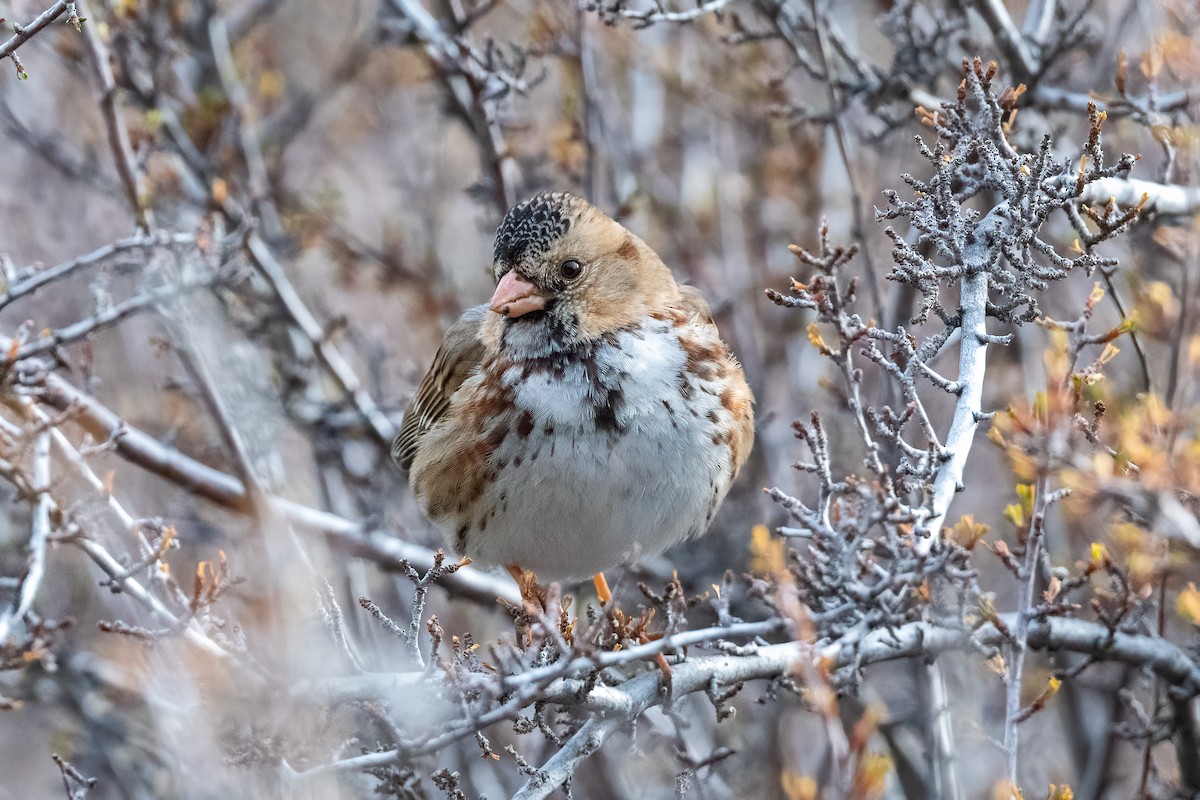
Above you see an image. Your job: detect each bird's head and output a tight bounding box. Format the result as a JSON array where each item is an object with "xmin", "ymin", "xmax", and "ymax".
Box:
[{"xmin": 486, "ymin": 193, "xmax": 677, "ymax": 353}]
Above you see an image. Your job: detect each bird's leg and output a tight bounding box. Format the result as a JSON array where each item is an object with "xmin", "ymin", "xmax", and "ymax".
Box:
[
  {"xmin": 592, "ymin": 572, "xmax": 613, "ymax": 606},
  {"xmin": 639, "ymin": 630, "xmax": 673, "ymax": 690}
]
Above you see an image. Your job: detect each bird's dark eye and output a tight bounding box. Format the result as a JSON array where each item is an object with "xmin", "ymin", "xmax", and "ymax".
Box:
[{"xmin": 559, "ymin": 259, "xmax": 583, "ymax": 280}]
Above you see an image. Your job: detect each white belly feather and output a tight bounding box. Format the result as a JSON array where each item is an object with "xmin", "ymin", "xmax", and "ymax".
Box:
[{"xmin": 460, "ymin": 321, "xmax": 730, "ymax": 578}]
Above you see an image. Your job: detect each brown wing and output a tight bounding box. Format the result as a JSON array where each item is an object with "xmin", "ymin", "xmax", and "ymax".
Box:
[{"xmin": 391, "ymin": 305, "xmax": 488, "ymax": 472}]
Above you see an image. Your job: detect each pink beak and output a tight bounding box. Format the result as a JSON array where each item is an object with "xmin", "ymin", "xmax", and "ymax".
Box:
[{"xmin": 489, "ymin": 271, "xmax": 545, "ymax": 318}]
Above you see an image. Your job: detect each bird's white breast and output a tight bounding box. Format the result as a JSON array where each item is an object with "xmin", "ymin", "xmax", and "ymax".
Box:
[{"xmin": 462, "ymin": 319, "xmax": 732, "ymax": 578}]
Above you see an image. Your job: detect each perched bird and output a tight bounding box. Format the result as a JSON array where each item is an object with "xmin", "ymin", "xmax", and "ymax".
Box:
[{"xmin": 393, "ymin": 193, "xmax": 754, "ymax": 585}]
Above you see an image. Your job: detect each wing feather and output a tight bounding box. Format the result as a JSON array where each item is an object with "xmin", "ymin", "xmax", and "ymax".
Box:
[{"xmin": 391, "ymin": 305, "xmax": 488, "ymax": 471}]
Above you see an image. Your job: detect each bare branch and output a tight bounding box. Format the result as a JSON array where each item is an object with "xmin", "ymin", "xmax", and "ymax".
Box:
[{"xmin": 0, "ymin": 1, "xmax": 72, "ymax": 66}]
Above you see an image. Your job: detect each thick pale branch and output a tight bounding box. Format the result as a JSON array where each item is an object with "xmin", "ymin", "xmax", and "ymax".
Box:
[
  {"xmin": 922, "ymin": 269, "xmax": 989, "ymax": 545},
  {"xmin": 295, "ymin": 615, "xmax": 1200, "ymax": 789},
  {"xmin": 1081, "ymin": 177, "xmax": 1200, "ymax": 217},
  {"xmin": 616, "ymin": 0, "xmax": 740, "ymax": 25}
]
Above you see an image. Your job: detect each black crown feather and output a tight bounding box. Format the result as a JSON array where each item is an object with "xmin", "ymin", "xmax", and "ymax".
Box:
[{"xmin": 492, "ymin": 192, "xmax": 579, "ymax": 267}]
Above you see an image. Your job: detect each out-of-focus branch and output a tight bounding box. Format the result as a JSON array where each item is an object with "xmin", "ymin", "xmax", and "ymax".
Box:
[
  {"xmin": 972, "ymin": 0, "xmax": 1038, "ymax": 78},
  {"xmin": 0, "ymin": 397, "xmax": 254, "ymax": 672},
  {"xmin": 244, "ymin": 235, "xmax": 396, "ymax": 446},
  {"xmin": 808, "ymin": 0, "xmax": 884, "ymax": 319},
  {"xmin": 1022, "ymin": 0, "xmax": 1056, "ymax": 43},
  {"xmin": 1030, "ymin": 85, "xmax": 1196, "ymax": 116},
  {"xmin": 2, "ymin": 278, "xmax": 213, "ymax": 365},
  {"xmin": 35, "ymin": 371, "xmax": 517, "ymax": 606},
  {"xmin": 208, "ymin": 17, "xmax": 283, "ymax": 240},
  {"xmin": 0, "ymin": 99, "xmax": 119, "ymax": 194},
  {"xmin": 1003, "ymin": 473, "xmax": 1052, "ymax": 783},
  {"xmin": 1, "ymin": 232, "xmax": 194, "ymax": 311},
  {"xmin": 78, "ymin": 0, "xmax": 148, "ymax": 229},
  {"xmin": 39, "ymin": 372, "xmax": 248, "ymax": 507},
  {"xmin": 282, "ymin": 502, "xmax": 520, "ymax": 606},
  {"xmin": 226, "ymin": 0, "xmax": 286, "ymax": 42},
  {"xmin": 382, "ymin": 0, "xmax": 523, "ymax": 212}
]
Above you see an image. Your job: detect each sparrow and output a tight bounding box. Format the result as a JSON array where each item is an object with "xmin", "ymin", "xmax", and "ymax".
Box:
[{"xmin": 392, "ymin": 192, "xmax": 754, "ymax": 583}]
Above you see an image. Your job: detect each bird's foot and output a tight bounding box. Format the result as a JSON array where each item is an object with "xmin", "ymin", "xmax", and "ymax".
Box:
[
  {"xmin": 506, "ymin": 563, "xmax": 550, "ymax": 615},
  {"xmin": 592, "ymin": 572, "xmax": 613, "ymax": 607}
]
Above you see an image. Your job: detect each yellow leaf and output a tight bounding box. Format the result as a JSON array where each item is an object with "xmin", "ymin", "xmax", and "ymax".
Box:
[
  {"xmin": 994, "ymin": 780, "xmax": 1024, "ymax": 800},
  {"xmin": 782, "ymin": 771, "xmax": 818, "ymax": 800},
  {"xmin": 952, "ymin": 514, "xmax": 989, "ymax": 548},
  {"xmin": 257, "ymin": 69, "xmax": 285, "ymax": 100},
  {"xmin": 1090, "ymin": 542, "xmax": 1109, "ymax": 566},
  {"xmin": 1177, "ymin": 583, "xmax": 1200, "ymax": 625},
  {"xmin": 1016, "ymin": 484, "xmax": 1035, "ymax": 513},
  {"xmin": 1047, "ymin": 783, "xmax": 1075, "ymax": 800},
  {"xmin": 851, "ymin": 752, "xmax": 893, "ymax": 799},
  {"xmin": 1025, "ymin": 675, "xmax": 1064, "ymax": 714},
  {"xmin": 1032, "ymin": 391, "xmax": 1049, "ymax": 418},
  {"xmin": 806, "ymin": 323, "xmax": 831, "ymax": 355},
  {"xmin": 987, "ymin": 425, "xmax": 1008, "ymax": 448},
  {"xmin": 750, "ymin": 524, "xmax": 788, "ymax": 577},
  {"xmin": 1141, "ymin": 45, "xmax": 1164, "ymax": 80},
  {"xmin": 1004, "ymin": 503, "xmax": 1025, "ymax": 528}
]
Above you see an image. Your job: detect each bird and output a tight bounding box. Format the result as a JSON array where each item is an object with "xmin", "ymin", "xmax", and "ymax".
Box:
[{"xmin": 392, "ymin": 192, "xmax": 754, "ymax": 595}]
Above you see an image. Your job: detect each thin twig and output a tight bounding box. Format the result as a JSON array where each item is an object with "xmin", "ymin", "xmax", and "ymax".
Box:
[{"xmin": 0, "ymin": 1, "xmax": 71, "ymax": 62}]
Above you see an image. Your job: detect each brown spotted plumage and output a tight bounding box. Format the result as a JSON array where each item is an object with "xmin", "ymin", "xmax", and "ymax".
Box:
[{"xmin": 393, "ymin": 193, "xmax": 754, "ymax": 580}]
